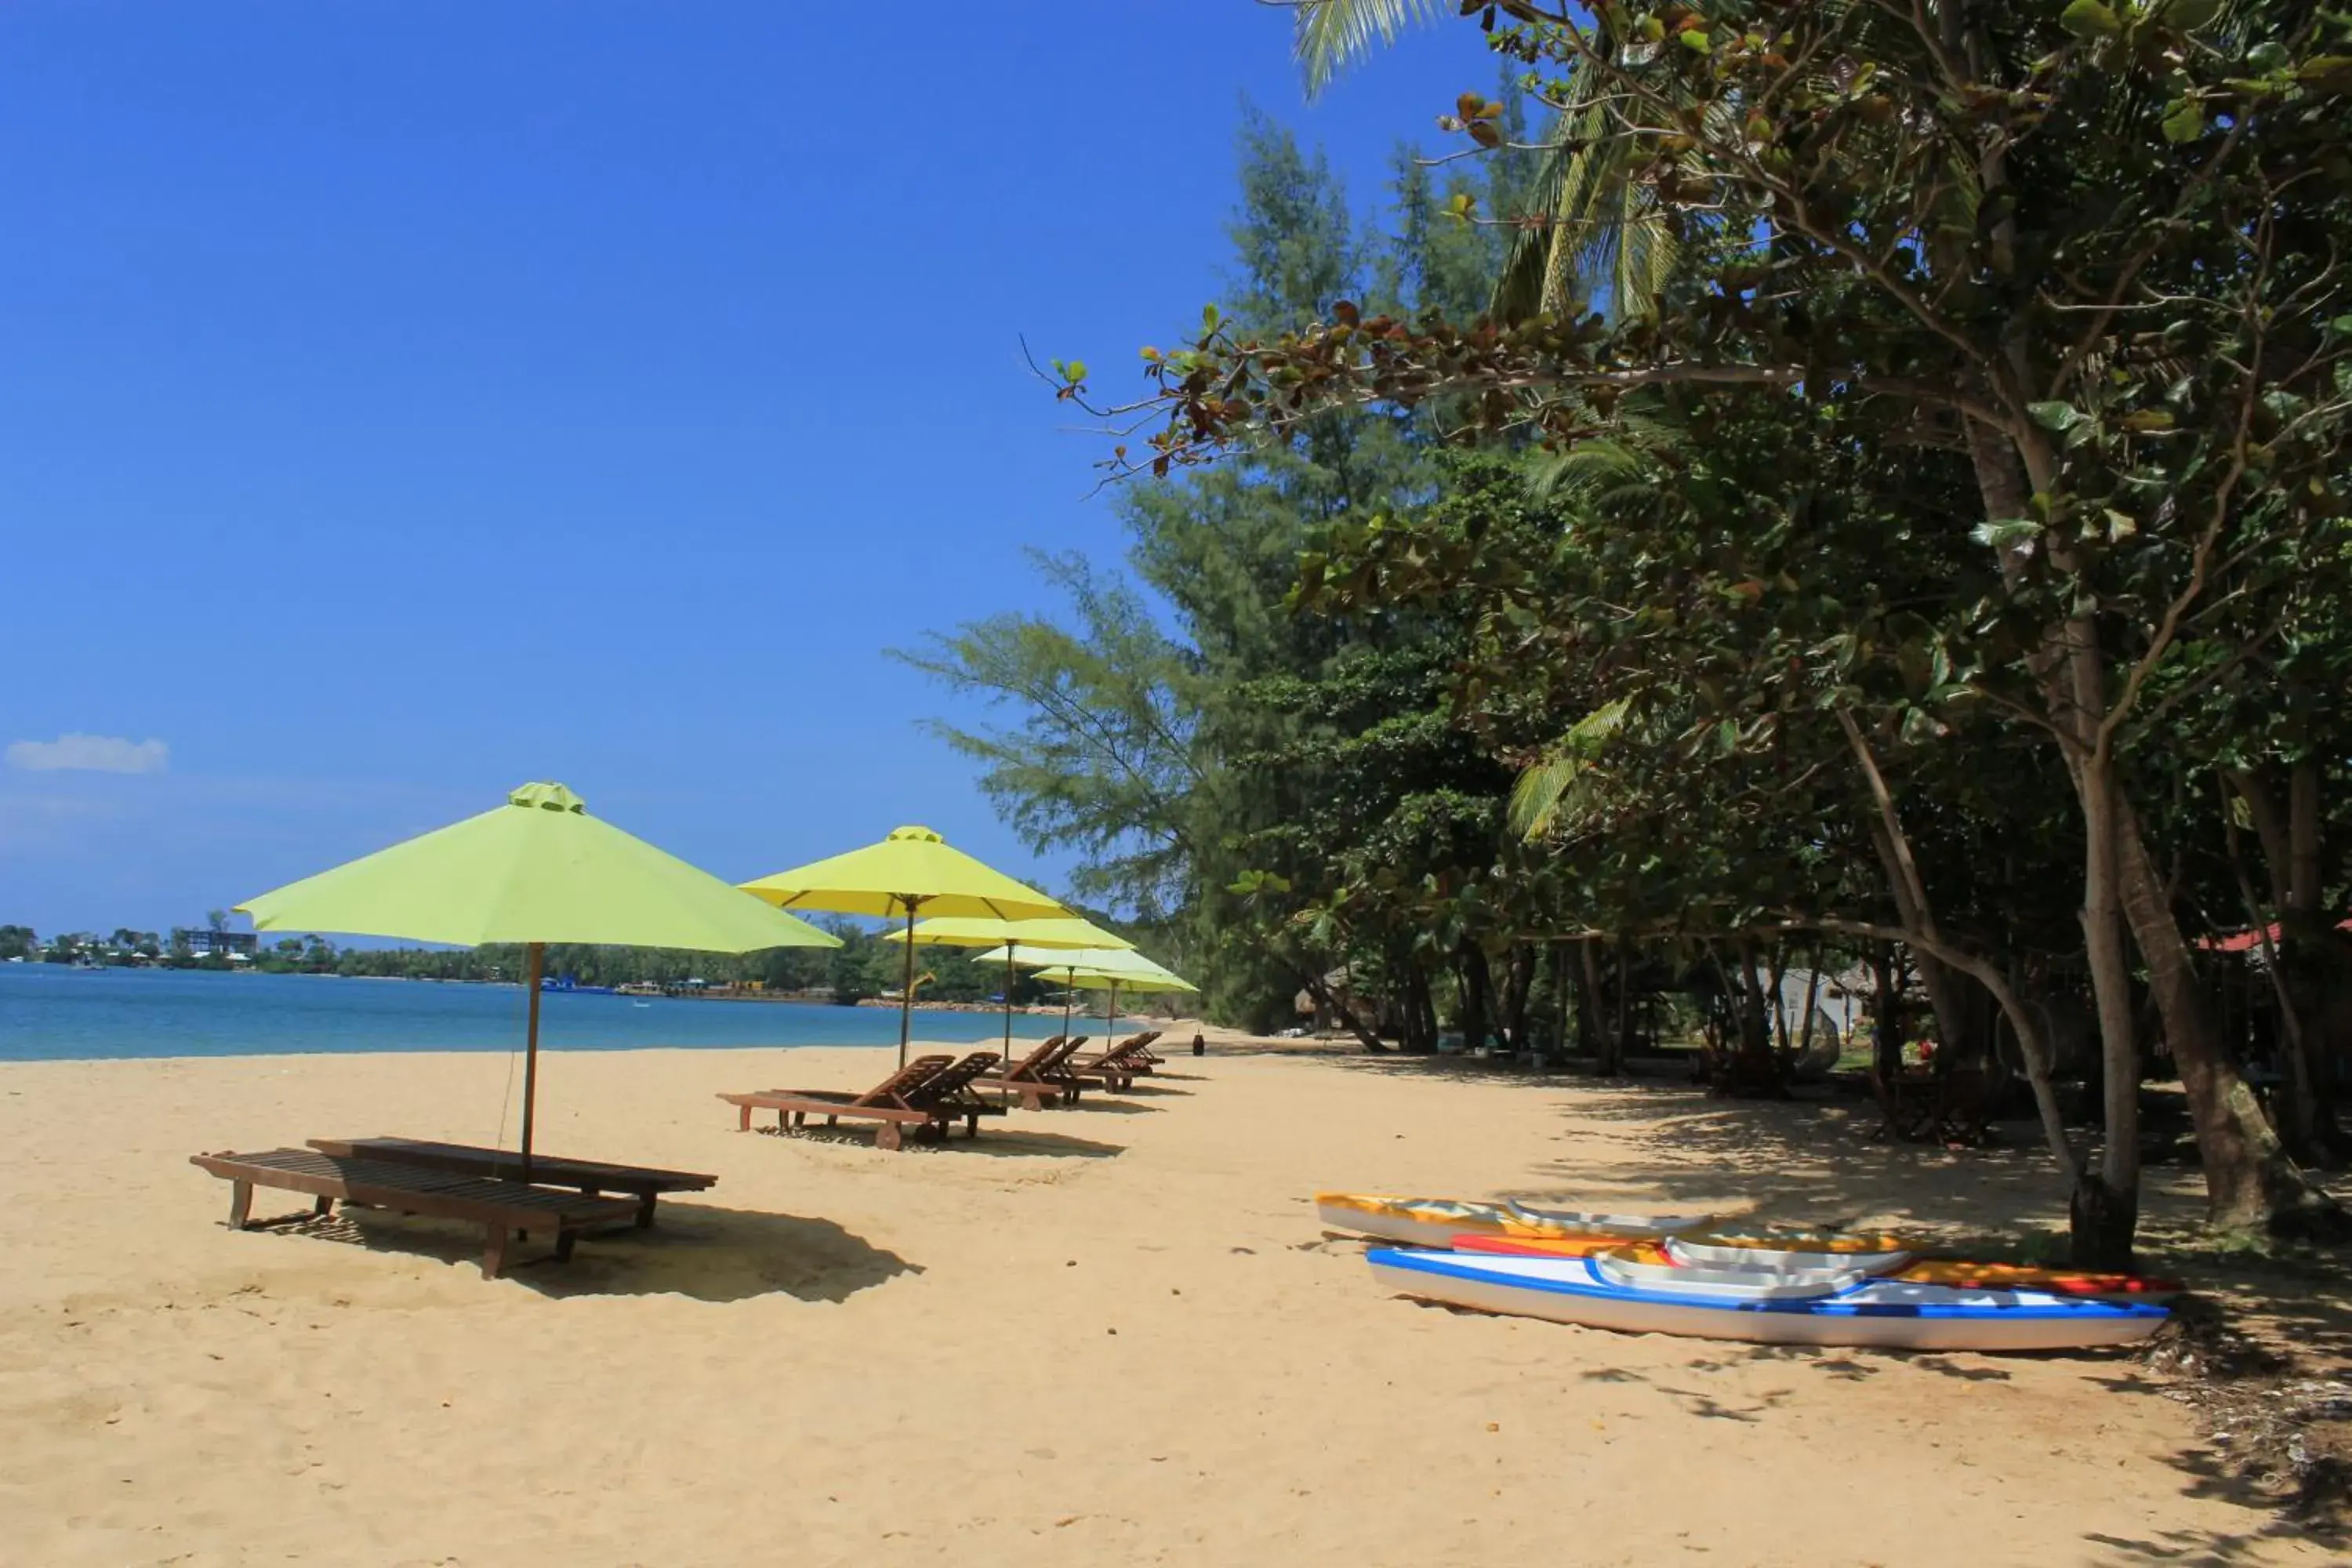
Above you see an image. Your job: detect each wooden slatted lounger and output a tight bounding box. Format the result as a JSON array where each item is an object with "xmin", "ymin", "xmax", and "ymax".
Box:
[
  {"xmin": 304, "ymin": 1138, "xmax": 717, "ymax": 1229},
  {"xmin": 189, "ymin": 1148, "xmax": 644, "ymax": 1279},
  {"xmin": 975, "ymin": 1036, "xmax": 1090, "ymax": 1109},
  {"xmin": 719, "ymin": 1054, "xmax": 964, "ymax": 1150},
  {"xmin": 1072, "ymin": 1031, "xmax": 1164, "ymax": 1091},
  {"xmin": 908, "ymin": 1051, "xmax": 1011, "ymax": 1125}
]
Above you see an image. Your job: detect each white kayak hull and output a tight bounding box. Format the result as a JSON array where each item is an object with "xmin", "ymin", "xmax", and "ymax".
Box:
[{"xmin": 1369, "ymin": 1250, "xmax": 2166, "ymax": 1352}]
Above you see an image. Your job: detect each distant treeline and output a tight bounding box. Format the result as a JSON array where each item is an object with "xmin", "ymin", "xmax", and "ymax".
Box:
[{"xmin": 4, "ymin": 918, "xmax": 1065, "ymax": 1008}]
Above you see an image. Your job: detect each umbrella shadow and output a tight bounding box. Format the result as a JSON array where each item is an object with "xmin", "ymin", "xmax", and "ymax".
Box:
[{"xmin": 238, "ymin": 1202, "xmax": 916, "ymax": 1304}]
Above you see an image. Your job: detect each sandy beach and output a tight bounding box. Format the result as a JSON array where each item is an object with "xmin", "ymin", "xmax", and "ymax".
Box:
[{"xmin": 0, "ymin": 1036, "xmax": 2328, "ymax": 1566}]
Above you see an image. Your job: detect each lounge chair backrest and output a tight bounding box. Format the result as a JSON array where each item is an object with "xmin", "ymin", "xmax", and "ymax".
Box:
[
  {"xmin": 855, "ymin": 1054, "xmax": 955, "ymax": 1107},
  {"xmin": 1004, "ymin": 1036, "xmax": 1065, "ymax": 1076},
  {"xmin": 920, "ymin": 1051, "xmax": 1001, "ymax": 1100},
  {"xmin": 1040, "ymin": 1036, "xmax": 1087, "ymax": 1072}
]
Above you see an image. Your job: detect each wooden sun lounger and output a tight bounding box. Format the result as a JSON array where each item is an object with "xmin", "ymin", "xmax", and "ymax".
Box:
[
  {"xmin": 304, "ymin": 1137, "xmax": 717, "ymax": 1229},
  {"xmin": 976, "ymin": 1036, "xmax": 1089, "ymax": 1109},
  {"xmin": 1073, "ymin": 1031, "xmax": 1164, "ymax": 1090},
  {"xmin": 719, "ymin": 1054, "xmax": 977, "ymax": 1150},
  {"xmin": 909, "ymin": 1051, "xmax": 1011, "ymax": 1120},
  {"xmin": 190, "ymin": 1148, "xmax": 643, "ymax": 1279}
]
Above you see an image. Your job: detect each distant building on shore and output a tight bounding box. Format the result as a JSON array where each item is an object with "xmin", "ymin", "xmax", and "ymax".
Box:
[{"xmin": 174, "ymin": 928, "xmax": 259, "ymax": 959}]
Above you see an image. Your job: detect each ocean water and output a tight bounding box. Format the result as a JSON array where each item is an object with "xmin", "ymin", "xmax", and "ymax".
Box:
[{"xmin": 0, "ymin": 964, "xmax": 1079, "ymax": 1062}]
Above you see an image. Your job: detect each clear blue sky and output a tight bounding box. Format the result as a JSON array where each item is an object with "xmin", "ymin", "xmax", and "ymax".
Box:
[{"xmin": 0, "ymin": 2, "xmax": 1490, "ymax": 935}]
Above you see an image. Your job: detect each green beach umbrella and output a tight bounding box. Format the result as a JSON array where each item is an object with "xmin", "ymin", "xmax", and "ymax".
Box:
[
  {"xmin": 887, "ymin": 914, "xmax": 1133, "ymax": 1095},
  {"xmin": 236, "ymin": 781, "xmax": 838, "ymax": 1180},
  {"xmin": 970, "ymin": 944, "xmax": 1197, "ymax": 1040},
  {"xmin": 740, "ymin": 826, "xmax": 1069, "ymax": 1067}
]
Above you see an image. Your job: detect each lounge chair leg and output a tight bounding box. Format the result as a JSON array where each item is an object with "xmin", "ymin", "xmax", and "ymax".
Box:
[
  {"xmin": 482, "ymin": 1226, "xmax": 512, "ymax": 1280},
  {"xmin": 313, "ymin": 1195, "xmax": 334, "ymax": 1218},
  {"xmin": 738, "ymin": 1104, "xmax": 753, "ymax": 1132},
  {"xmin": 635, "ymin": 1192, "xmax": 658, "ymax": 1229},
  {"xmin": 554, "ymin": 1229, "xmax": 579, "ymax": 1263},
  {"xmin": 876, "ymin": 1123, "xmax": 902, "ymax": 1152},
  {"xmin": 227, "ymin": 1180, "xmax": 253, "ymax": 1230}
]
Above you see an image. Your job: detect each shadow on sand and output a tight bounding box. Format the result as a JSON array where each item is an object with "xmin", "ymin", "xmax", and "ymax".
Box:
[
  {"xmin": 750, "ymin": 1123, "xmax": 1127, "ymax": 1160},
  {"xmin": 234, "ymin": 1200, "xmax": 916, "ymax": 1304}
]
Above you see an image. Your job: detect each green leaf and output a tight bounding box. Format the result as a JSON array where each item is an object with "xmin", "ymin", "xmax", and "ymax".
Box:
[
  {"xmin": 2028, "ymin": 401, "xmax": 2085, "ymax": 431},
  {"xmin": 2161, "ymin": 0, "xmax": 2220, "ymax": 28},
  {"xmin": 2161, "ymin": 99, "xmax": 2203, "ymax": 142},
  {"xmin": 1201, "ymin": 303, "xmax": 1221, "ymax": 333},
  {"xmin": 2120, "ymin": 409, "xmax": 2175, "ymax": 432},
  {"xmin": 1065, "ymin": 359, "xmax": 1087, "ymax": 384},
  {"xmin": 2248, "ymin": 41, "xmax": 2290, "ymax": 73},
  {"xmin": 2103, "ymin": 508, "xmax": 2138, "ymax": 541},
  {"xmin": 1971, "ymin": 517, "xmax": 2043, "ymax": 549},
  {"xmin": 2059, "ymin": 0, "xmax": 2120, "ymax": 37},
  {"xmin": 1679, "ymin": 28, "xmax": 1711, "ymax": 51}
]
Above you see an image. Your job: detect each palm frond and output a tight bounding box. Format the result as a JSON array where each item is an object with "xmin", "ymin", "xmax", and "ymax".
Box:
[{"xmin": 1292, "ymin": 0, "xmax": 1447, "ymax": 96}]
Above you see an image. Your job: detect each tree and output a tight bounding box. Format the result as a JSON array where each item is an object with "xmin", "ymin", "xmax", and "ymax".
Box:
[
  {"xmin": 1073, "ymin": 0, "xmax": 2352, "ymax": 1261},
  {"xmin": 0, "ymin": 925, "xmax": 34, "ymax": 961}
]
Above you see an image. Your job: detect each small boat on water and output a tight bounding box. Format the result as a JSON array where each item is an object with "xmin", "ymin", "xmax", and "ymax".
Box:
[
  {"xmin": 1367, "ymin": 1247, "xmax": 2169, "ymax": 1352},
  {"xmin": 1456, "ymin": 1235, "xmax": 2183, "ymax": 1301}
]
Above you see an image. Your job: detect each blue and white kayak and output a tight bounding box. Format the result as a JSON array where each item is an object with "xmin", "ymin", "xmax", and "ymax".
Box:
[{"xmin": 1367, "ymin": 1247, "xmax": 2168, "ymax": 1352}]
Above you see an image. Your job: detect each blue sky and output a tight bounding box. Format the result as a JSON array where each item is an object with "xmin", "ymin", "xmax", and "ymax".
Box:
[{"xmin": 0, "ymin": 2, "xmax": 1491, "ymax": 935}]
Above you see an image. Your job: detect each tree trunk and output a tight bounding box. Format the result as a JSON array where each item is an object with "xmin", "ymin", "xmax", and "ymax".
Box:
[
  {"xmin": 2116, "ymin": 796, "xmax": 2345, "ymax": 1238},
  {"xmin": 1459, "ymin": 945, "xmax": 1494, "ymax": 1054},
  {"xmin": 1871, "ymin": 943, "xmax": 1904, "ymax": 1086},
  {"xmin": 1612, "ymin": 936, "xmax": 1635, "ymax": 1074},
  {"xmin": 2068, "ymin": 740, "xmax": 2143, "ymax": 1270},
  {"xmin": 1580, "ymin": 938, "xmax": 1615, "ymax": 1073},
  {"xmin": 1301, "ymin": 969, "xmax": 1388, "ymax": 1054}
]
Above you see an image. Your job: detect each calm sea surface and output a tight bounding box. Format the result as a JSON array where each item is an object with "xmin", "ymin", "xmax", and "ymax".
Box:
[{"xmin": 0, "ymin": 964, "xmax": 1076, "ymax": 1062}]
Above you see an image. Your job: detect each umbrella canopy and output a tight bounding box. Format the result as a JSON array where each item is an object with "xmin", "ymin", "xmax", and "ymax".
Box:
[
  {"xmin": 241, "ymin": 782, "xmax": 834, "ymax": 951},
  {"xmin": 885, "ymin": 915, "xmax": 1133, "ymax": 1087},
  {"xmin": 740, "ymin": 826, "xmax": 1067, "ymax": 922},
  {"xmin": 975, "ymin": 945, "xmax": 1197, "ymax": 991},
  {"xmin": 741, "ymin": 825, "xmax": 1069, "ymax": 1065},
  {"xmin": 237, "ymin": 780, "xmax": 837, "ymax": 1178},
  {"xmin": 973, "ymin": 944, "xmax": 1198, "ymax": 1040},
  {"xmin": 885, "ymin": 914, "xmax": 1131, "ymax": 951}
]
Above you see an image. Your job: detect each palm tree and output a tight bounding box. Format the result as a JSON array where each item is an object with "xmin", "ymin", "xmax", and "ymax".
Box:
[{"xmin": 1290, "ymin": 0, "xmax": 1677, "ymax": 321}]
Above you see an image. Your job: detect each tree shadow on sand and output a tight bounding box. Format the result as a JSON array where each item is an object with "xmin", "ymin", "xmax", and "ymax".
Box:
[
  {"xmin": 1487, "ymin": 1074, "xmax": 2352, "ymax": 1550},
  {"xmin": 232, "ymin": 1201, "xmax": 916, "ymax": 1304}
]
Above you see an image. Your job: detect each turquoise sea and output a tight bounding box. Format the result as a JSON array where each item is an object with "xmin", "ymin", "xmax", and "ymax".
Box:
[{"xmin": 0, "ymin": 964, "xmax": 1074, "ymax": 1062}]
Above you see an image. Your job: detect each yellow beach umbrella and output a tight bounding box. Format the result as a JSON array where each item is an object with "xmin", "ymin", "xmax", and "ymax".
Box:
[
  {"xmin": 887, "ymin": 914, "xmax": 1132, "ymax": 1090},
  {"xmin": 236, "ymin": 781, "xmax": 838, "ymax": 1180},
  {"xmin": 740, "ymin": 826, "xmax": 1069, "ymax": 1067}
]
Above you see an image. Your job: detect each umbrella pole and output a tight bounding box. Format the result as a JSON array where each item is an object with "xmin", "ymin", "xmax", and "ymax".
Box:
[
  {"xmin": 1109, "ymin": 978, "xmax": 1120, "ymax": 1044},
  {"xmin": 897, "ymin": 901, "xmax": 918, "ymax": 1070},
  {"xmin": 1002, "ymin": 943, "xmax": 1018, "ymax": 1108},
  {"xmin": 520, "ymin": 941, "xmax": 545, "ymax": 1185},
  {"xmin": 1061, "ymin": 970, "xmax": 1074, "ymax": 1038}
]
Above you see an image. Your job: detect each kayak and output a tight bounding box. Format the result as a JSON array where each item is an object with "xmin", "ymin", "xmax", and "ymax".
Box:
[
  {"xmin": 1454, "ymin": 1235, "xmax": 2183, "ymax": 1302},
  {"xmin": 1314, "ymin": 1193, "xmax": 1901, "ymax": 1256},
  {"xmin": 1314, "ymin": 1192, "xmax": 1719, "ymax": 1249},
  {"xmin": 1367, "ymin": 1247, "xmax": 2168, "ymax": 1352}
]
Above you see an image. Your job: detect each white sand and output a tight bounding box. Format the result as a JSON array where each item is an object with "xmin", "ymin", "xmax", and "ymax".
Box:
[{"xmin": 0, "ymin": 1039, "xmax": 2320, "ymax": 1566}]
